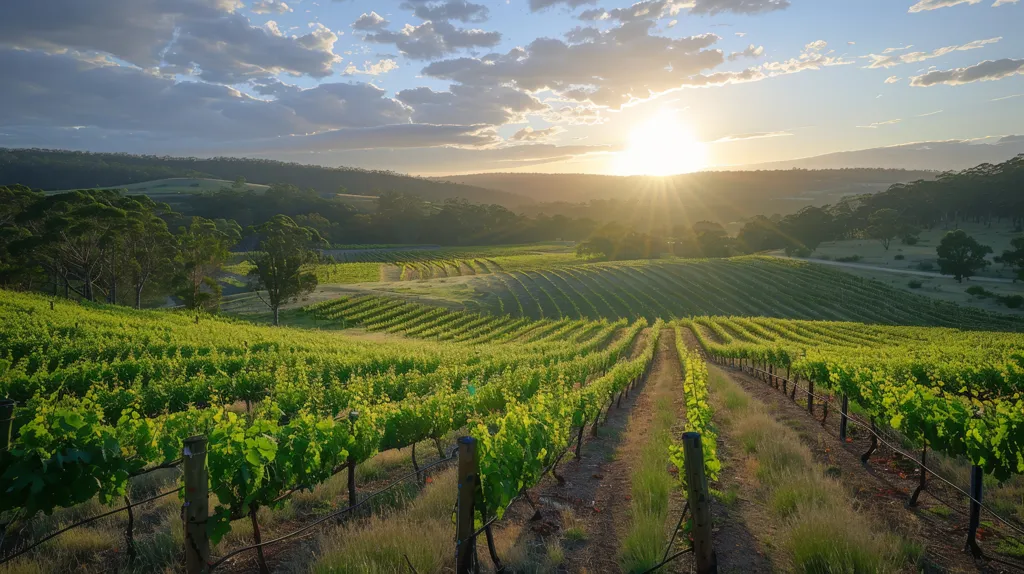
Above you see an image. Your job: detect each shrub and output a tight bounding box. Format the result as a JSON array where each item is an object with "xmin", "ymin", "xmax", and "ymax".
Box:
[
  {"xmin": 836, "ymin": 255, "xmax": 862, "ymax": 263},
  {"xmin": 901, "ymin": 234, "xmax": 920, "ymax": 245},
  {"xmin": 965, "ymin": 286, "xmax": 992, "ymax": 298},
  {"xmin": 791, "ymin": 246, "xmax": 812, "ymax": 258},
  {"xmin": 907, "ymin": 280, "xmax": 922, "ymax": 289},
  {"xmin": 916, "ymin": 261, "xmax": 935, "ymax": 271},
  {"xmin": 998, "ymin": 294, "xmax": 1024, "ymax": 309},
  {"xmin": 894, "ymin": 254, "xmax": 905, "ymax": 261}
]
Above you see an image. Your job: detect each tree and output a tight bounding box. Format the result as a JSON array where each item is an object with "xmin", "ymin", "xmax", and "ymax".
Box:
[
  {"xmin": 865, "ymin": 208, "xmax": 902, "ymax": 251},
  {"xmin": 936, "ymin": 230, "xmax": 992, "ymax": 283},
  {"xmin": 1000, "ymin": 237, "xmax": 1024, "ymax": 282},
  {"xmin": 174, "ymin": 217, "xmax": 238, "ymax": 312},
  {"xmin": 246, "ymin": 215, "xmax": 323, "ymax": 325},
  {"xmin": 121, "ymin": 198, "xmax": 177, "ymax": 308}
]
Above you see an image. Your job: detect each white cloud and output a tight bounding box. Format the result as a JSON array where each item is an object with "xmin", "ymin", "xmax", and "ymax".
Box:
[
  {"xmin": 911, "ymin": 58, "xmax": 1024, "ymax": 86},
  {"xmin": 544, "ymin": 104, "xmax": 607, "ymax": 125},
  {"xmin": 863, "ymin": 37, "xmax": 999, "ymax": 69},
  {"xmin": 908, "ymin": 0, "xmax": 982, "ymax": 11},
  {"xmin": 713, "ymin": 131, "xmax": 793, "ymax": 142},
  {"xmin": 729, "ymin": 44, "xmax": 764, "ymax": 61},
  {"xmin": 352, "ymin": 11, "xmax": 390, "ymax": 31},
  {"xmin": 530, "ymin": 0, "xmax": 598, "ymax": 10},
  {"xmin": 396, "ymin": 84, "xmax": 545, "ymax": 125},
  {"xmin": 343, "ymin": 59, "xmax": 399, "ymax": 75},
  {"xmin": 761, "ymin": 41, "xmax": 854, "ymax": 75},
  {"xmin": 885, "ymin": 76, "xmax": 901, "ymax": 83},
  {"xmin": 857, "ymin": 118, "xmax": 902, "ymax": 128},
  {"xmin": 250, "ymin": 0, "xmax": 291, "ymax": 14},
  {"xmin": 688, "ymin": 0, "xmax": 790, "ymax": 15}
]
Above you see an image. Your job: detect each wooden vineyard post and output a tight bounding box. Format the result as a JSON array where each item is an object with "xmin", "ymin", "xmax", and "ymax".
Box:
[
  {"xmin": 682, "ymin": 432, "xmax": 718, "ymax": 574},
  {"xmin": 183, "ymin": 436, "xmax": 210, "ymax": 574},
  {"xmin": 839, "ymin": 395, "xmax": 849, "ymax": 442},
  {"xmin": 908, "ymin": 441, "xmax": 927, "ymax": 507},
  {"xmin": 965, "ymin": 465, "xmax": 984, "ymax": 558},
  {"xmin": 348, "ymin": 410, "xmax": 359, "ymax": 510},
  {"xmin": 455, "ymin": 436, "xmax": 478, "ymax": 574},
  {"xmin": 0, "ymin": 399, "xmax": 13, "ymax": 451},
  {"xmin": 806, "ymin": 379, "xmax": 814, "ymax": 415},
  {"xmin": 861, "ymin": 419, "xmax": 879, "ymax": 465}
]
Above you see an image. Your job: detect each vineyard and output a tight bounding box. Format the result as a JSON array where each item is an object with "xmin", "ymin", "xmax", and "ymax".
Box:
[
  {"xmin": 0, "ymin": 289, "xmax": 659, "ymax": 571},
  {"xmin": 4, "ymin": 249, "xmax": 1024, "ymax": 572}
]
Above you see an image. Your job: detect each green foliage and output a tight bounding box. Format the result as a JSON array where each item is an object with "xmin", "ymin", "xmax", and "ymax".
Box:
[
  {"xmin": 866, "ymin": 208, "xmax": 905, "ymax": 251},
  {"xmin": 246, "ymin": 215, "xmax": 323, "ymax": 325},
  {"xmin": 907, "ymin": 280, "xmax": 923, "ymax": 289},
  {"xmin": 173, "ymin": 217, "xmax": 237, "ymax": 311},
  {"xmin": 936, "ymin": 229, "xmax": 992, "ymax": 283}
]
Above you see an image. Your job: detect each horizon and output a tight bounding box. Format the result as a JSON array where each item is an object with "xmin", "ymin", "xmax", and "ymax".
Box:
[{"xmin": 2, "ymin": 0, "xmax": 1023, "ymax": 176}]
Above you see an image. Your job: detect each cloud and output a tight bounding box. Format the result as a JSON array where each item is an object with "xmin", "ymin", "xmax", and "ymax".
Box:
[
  {"xmin": 863, "ymin": 37, "xmax": 999, "ymax": 69},
  {"xmin": 343, "ymin": 59, "xmax": 399, "ymax": 75},
  {"xmin": 885, "ymin": 75, "xmax": 901, "ymax": 83},
  {"xmin": 729, "ymin": 44, "xmax": 765, "ymax": 61},
  {"xmin": 530, "ymin": 0, "xmax": 598, "ymax": 10},
  {"xmin": 0, "ymin": 48, "xmax": 410, "ymax": 143},
  {"xmin": 910, "ymin": 58, "xmax": 1024, "ymax": 86},
  {"xmin": 399, "ymin": 0, "xmax": 490, "ymax": 22},
  {"xmin": 160, "ymin": 18, "xmax": 341, "ymax": 83},
  {"xmin": 544, "ymin": 105, "xmax": 607, "ymax": 125},
  {"xmin": 992, "ymin": 93, "xmax": 1023, "ymax": 101},
  {"xmin": 0, "ymin": 0, "xmax": 341, "ymax": 84},
  {"xmin": 228, "ymin": 124, "xmax": 500, "ymax": 154},
  {"xmin": 579, "ymin": 8, "xmax": 610, "ymax": 19},
  {"xmin": 908, "ymin": 0, "xmax": 981, "ymax": 11},
  {"xmin": 713, "ymin": 131, "xmax": 793, "ymax": 142},
  {"xmin": 857, "ymin": 118, "xmax": 902, "ymax": 128},
  {"xmin": 250, "ymin": 0, "xmax": 291, "ymax": 14},
  {"xmin": 993, "ymin": 0, "xmax": 1018, "ymax": 5},
  {"xmin": 510, "ymin": 126, "xmax": 567, "ymax": 141},
  {"xmin": 365, "ymin": 20, "xmax": 501, "ymax": 60},
  {"xmin": 423, "ymin": 23, "xmax": 726, "ymax": 108},
  {"xmin": 761, "ymin": 40, "xmax": 854, "ymax": 75},
  {"xmin": 917, "ymin": 110, "xmax": 943, "ymax": 116},
  {"xmin": 604, "ymin": 0, "xmax": 688, "ymax": 22},
  {"xmin": 396, "ymin": 85, "xmax": 545, "ymax": 125},
  {"xmin": 352, "ymin": 11, "xmax": 390, "ymax": 31},
  {"xmin": 688, "ymin": 0, "xmax": 790, "ymax": 15}
]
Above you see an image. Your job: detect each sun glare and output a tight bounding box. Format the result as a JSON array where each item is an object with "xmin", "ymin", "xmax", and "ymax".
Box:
[{"xmin": 614, "ymin": 111, "xmax": 707, "ymax": 176}]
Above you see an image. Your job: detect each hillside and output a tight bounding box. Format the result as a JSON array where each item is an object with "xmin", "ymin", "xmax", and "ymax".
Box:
[
  {"xmin": 0, "ymin": 148, "xmax": 524, "ymax": 205},
  {"xmin": 434, "ymin": 169, "xmax": 935, "ymax": 223}
]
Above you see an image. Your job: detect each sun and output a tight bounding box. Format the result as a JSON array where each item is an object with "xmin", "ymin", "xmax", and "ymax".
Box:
[{"xmin": 614, "ymin": 110, "xmax": 707, "ymax": 176}]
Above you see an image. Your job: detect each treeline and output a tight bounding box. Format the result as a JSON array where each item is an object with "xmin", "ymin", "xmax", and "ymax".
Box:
[
  {"xmin": 0, "ymin": 148, "xmax": 515, "ymax": 204},
  {"xmin": 735, "ymin": 154, "xmax": 1024, "ymax": 255},
  {"xmin": 0, "ymin": 186, "xmax": 241, "ymax": 309}
]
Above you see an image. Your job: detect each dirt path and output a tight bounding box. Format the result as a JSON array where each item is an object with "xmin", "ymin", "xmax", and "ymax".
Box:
[
  {"xmin": 492, "ymin": 329, "xmax": 764, "ymax": 573},
  {"xmin": 710, "ymin": 359, "xmax": 999, "ymax": 573},
  {"xmin": 785, "ymin": 255, "xmax": 1015, "ymax": 284}
]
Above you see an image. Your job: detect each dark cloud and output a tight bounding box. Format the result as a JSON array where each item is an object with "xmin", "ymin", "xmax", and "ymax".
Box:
[
  {"xmin": 0, "ymin": 48, "xmax": 409, "ymax": 143},
  {"xmin": 399, "ymin": 0, "xmax": 490, "ymax": 22},
  {"xmin": 510, "ymin": 126, "xmax": 566, "ymax": 141},
  {"xmin": 0, "ymin": 0, "xmax": 340, "ymax": 85},
  {"xmin": 365, "ymin": 20, "xmax": 501, "ymax": 60},
  {"xmin": 423, "ymin": 23, "xmax": 724, "ymax": 108},
  {"xmin": 161, "ymin": 18, "xmax": 340, "ymax": 83},
  {"xmin": 910, "ymin": 58, "xmax": 1024, "ymax": 86},
  {"xmin": 397, "ymin": 85, "xmax": 545, "ymax": 125}
]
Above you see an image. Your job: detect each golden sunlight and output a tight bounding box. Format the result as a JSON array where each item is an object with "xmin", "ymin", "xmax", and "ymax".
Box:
[{"xmin": 613, "ymin": 110, "xmax": 707, "ymax": 176}]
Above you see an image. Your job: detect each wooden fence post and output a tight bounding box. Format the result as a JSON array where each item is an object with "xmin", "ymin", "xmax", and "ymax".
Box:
[
  {"xmin": 455, "ymin": 436, "xmax": 478, "ymax": 574},
  {"xmin": 682, "ymin": 432, "xmax": 718, "ymax": 574},
  {"xmin": 183, "ymin": 436, "xmax": 210, "ymax": 574},
  {"xmin": 839, "ymin": 395, "xmax": 849, "ymax": 441},
  {"xmin": 806, "ymin": 379, "xmax": 815, "ymax": 414},
  {"xmin": 965, "ymin": 465, "xmax": 984, "ymax": 558},
  {"xmin": 0, "ymin": 399, "xmax": 14, "ymax": 451},
  {"xmin": 908, "ymin": 442, "xmax": 927, "ymax": 507}
]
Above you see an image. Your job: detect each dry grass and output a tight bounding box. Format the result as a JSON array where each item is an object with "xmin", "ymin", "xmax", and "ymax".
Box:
[
  {"xmin": 311, "ymin": 468, "xmax": 457, "ymax": 573},
  {"xmin": 708, "ymin": 368, "xmax": 913, "ymax": 573}
]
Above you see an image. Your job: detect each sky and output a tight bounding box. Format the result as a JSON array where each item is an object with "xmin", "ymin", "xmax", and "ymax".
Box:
[{"xmin": 1, "ymin": 0, "xmax": 1022, "ymax": 176}]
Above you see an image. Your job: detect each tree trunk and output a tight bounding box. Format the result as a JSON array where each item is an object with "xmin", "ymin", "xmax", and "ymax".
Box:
[
  {"xmin": 273, "ymin": 305, "xmax": 280, "ymax": 326},
  {"xmin": 135, "ymin": 284, "xmax": 144, "ymax": 310}
]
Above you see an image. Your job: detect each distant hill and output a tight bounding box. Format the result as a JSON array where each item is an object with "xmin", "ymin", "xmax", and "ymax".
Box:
[
  {"xmin": 0, "ymin": 148, "xmax": 524, "ymax": 206},
  {"xmin": 735, "ymin": 136, "xmax": 1024, "ymax": 171},
  {"xmin": 434, "ymin": 169, "xmax": 935, "ymax": 225}
]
